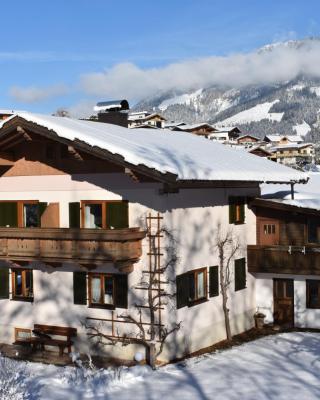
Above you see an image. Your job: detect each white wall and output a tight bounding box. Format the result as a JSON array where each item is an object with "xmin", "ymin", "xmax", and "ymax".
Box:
[
  {"xmin": 0, "ymin": 172, "xmax": 260, "ymax": 361},
  {"xmin": 255, "ymin": 273, "xmax": 320, "ymax": 329}
]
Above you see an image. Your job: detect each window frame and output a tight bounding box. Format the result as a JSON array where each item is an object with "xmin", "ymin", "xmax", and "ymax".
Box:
[
  {"xmin": 80, "ymin": 200, "xmax": 128, "ymax": 229},
  {"xmin": 0, "ymin": 200, "xmax": 41, "ymax": 228},
  {"xmin": 188, "ymin": 267, "xmax": 208, "ymax": 306},
  {"xmin": 88, "ymin": 273, "xmax": 116, "ymax": 309},
  {"xmin": 306, "ymin": 279, "xmax": 320, "ymax": 309},
  {"xmin": 11, "ymin": 268, "xmax": 34, "ymax": 302},
  {"xmin": 229, "ymin": 197, "xmax": 245, "ymax": 225}
]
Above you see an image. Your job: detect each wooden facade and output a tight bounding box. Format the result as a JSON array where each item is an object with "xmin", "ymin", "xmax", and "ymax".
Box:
[
  {"xmin": 248, "ymin": 199, "xmax": 320, "ymax": 275},
  {"xmin": 0, "ymin": 227, "xmax": 146, "ymax": 272}
]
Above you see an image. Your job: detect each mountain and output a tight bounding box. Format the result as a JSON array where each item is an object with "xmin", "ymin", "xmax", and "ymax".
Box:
[{"xmin": 133, "ymin": 39, "xmax": 320, "ymax": 142}]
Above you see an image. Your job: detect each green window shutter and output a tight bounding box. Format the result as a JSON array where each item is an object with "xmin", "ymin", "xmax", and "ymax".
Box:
[
  {"xmin": 0, "ymin": 202, "xmax": 18, "ymax": 227},
  {"xmin": 235, "ymin": 258, "xmax": 246, "ymax": 291},
  {"xmin": 106, "ymin": 202, "xmax": 129, "ymax": 229},
  {"xmin": 176, "ymin": 273, "xmax": 189, "ymax": 309},
  {"xmin": 69, "ymin": 202, "xmax": 80, "ymax": 228},
  {"xmin": 209, "ymin": 266, "xmax": 219, "ymax": 297},
  {"xmin": 38, "ymin": 202, "xmax": 48, "ymax": 227},
  {"xmin": 229, "ymin": 197, "xmax": 236, "ymax": 224},
  {"xmin": 73, "ymin": 272, "xmax": 87, "ymax": 305},
  {"xmin": 0, "ymin": 268, "xmax": 9, "ymax": 299},
  {"xmin": 114, "ymin": 274, "xmax": 128, "ymax": 309}
]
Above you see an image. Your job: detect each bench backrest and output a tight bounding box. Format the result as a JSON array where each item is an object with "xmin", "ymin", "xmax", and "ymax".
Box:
[{"xmin": 34, "ymin": 324, "xmax": 77, "ymax": 338}]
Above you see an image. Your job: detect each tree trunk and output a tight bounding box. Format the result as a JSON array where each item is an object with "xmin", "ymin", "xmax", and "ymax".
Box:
[
  {"xmin": 219, "ymin": 245, "xmax": 232, "ymax": 342},
  {"xmin": 147, "ymin": 343, "xmax": 157, "ymax": 369},
  {"xmin": 221, "ymin": 286, "xmax": 232, "ymax": 341}
]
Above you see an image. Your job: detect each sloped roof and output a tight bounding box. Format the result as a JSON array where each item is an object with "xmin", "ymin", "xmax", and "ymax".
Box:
[{"xmin": 0, "ymin": 112, "xmax": 308, "ymax": 184}]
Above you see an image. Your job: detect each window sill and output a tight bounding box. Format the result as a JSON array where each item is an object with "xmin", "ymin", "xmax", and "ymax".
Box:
[
  {"xmin": 88, "ymin": 304, "xmax": 115, "ymax": 310},
  {"xmin": 232, "ymin": 221, "xmax": 245, "ymax": 225},
  {"xmin": 11, "ymin": 297, "xmax": 34, "ymax": 303},
  {"xmin": 188, "ymin": 297, "xmax": 209, "ymax": 308}
]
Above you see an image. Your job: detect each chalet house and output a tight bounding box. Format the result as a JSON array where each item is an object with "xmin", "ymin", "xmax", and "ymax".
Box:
[
  {"xmin": 0, "ymin": 112, "xmax": 306, "ymax": 362},
  {"xmin": 248, "ymin": 195, "xmax": 320, "ymax": 327},
  {"xmin": 248, "ymin": 146, "xmax": 272, "ymax": 158},
  {"xmin": 172, "ymin": 123, "xmax": 217, "ymax": 137},
  {"xmin": 264, "ymin": 134, "xmax": 304, "ymax": 146},
  {"xmin": 236, "ymin": 134, "xmax": 260, "ymax": 145},
  {"xmin": 211, "ymin": 126, "xmax": 241, "ymax": 142},
  {"xmin": 128, "ymin": 112, "xmax": 167, "ymax": 129},
  {"xmin": 269, "ymin": 143, "xmax": 315, "ymax": 166}
]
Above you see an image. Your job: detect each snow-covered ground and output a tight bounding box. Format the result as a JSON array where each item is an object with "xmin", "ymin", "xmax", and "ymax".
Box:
[
  {"xmin": 293, "ymin": 120, "xmax": 311, "ymax": 137},
  {"xmin": 2, "ymin": 332, "xmax": 320, "ymax": 399}
]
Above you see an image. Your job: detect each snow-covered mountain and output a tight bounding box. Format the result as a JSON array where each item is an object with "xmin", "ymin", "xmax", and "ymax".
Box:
[{"xmin": 133, "ymin": 39, "xmax": 320, "ymax": 141}]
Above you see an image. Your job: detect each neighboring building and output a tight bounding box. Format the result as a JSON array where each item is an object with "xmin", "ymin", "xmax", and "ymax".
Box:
[
  {"xmin": 213, "ymin": 126, "xmax": 241, "ymax": 142},
  {"xmin": 0, "ymin": 111, "xmax": 306, "ymax": 363},
  {"xmin": 264, "ymin": 134, "xmax": 304, "ymax": 145},
  {"xmin": 248, "ymin": 145, "xmax": 272, "ymax": 158},
  {"xmin": 269, "ymin": 143, "xmax": 315, "ymax": 165},
  {"xmin": 237, "ymin": 134, "xmax": 260, "ymax": 145},
  {"xmin": 248, "ymin": 196, "xmax": 320, "ymax": 328},
  {"xmin": 128, "ymin": 112, "xmax": 167, "ymax": 128},
  {"xmin": 173, "ymin": 123, "xmax": 217, "ymax": 137}
]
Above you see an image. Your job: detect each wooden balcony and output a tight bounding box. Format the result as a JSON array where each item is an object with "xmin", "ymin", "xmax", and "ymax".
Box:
[
  {"xmin": 0, "ymin": 227, "xmax": 146, "ymax": 273},
  {"xmin": 248, "ymin": 245, "xmax": 320, "ymax": 275}
]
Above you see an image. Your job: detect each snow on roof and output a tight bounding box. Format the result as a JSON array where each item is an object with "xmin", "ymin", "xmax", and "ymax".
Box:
[
  {"xmin": 265, "ymin": 134, "xmax": 304, "ymax": 143},
  {"xmin": 270, "ymin": 143, "xmax": 313, "ymax": 151},
  {"xmin": 261, "ymin": 172, "xmax": 320, "ymax": 211},
  {"xmin": 176, "ymin": 122, "xmax": 216, "ymax": 131},
  {"xmin": 1, "ymin": 112, "xmax": 308, "ymax": 183}
]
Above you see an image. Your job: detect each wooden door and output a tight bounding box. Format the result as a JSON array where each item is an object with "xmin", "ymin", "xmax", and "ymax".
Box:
[
  {"xmin": 259, "ymin": 219, "xmax": 280, "ymax": 245},
  {"xmin": 273, "ymin": 279, "xmax": 294, "ymax": 326}
]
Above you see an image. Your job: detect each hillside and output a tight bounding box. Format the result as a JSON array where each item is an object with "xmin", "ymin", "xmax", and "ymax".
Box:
[{"xmin": 133, "ymin": 39, "xmax": 320, "ymax": 142}]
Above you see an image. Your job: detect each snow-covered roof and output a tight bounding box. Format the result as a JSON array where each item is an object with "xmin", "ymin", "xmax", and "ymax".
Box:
[
  {"xmin": 265, "ymin": 134, "xmax": 304, "ymax": 143},
  {"xmin": 0, "ymin": 112, "xmax": 308, "ymax": 184},
  {"xmin": 271, "ymin": 143, "xmax": 313, "ymax": 151},
  {"xmin": 214, "ymin": 126, "xmax": 241, "ymax": 133},
  {"xmin": 175, "ymin": 123, "xmax": 216, "ymax": 131},
  {"xmin": 260, "ymin": 172, "xmax": 320, "ymax": 212}
]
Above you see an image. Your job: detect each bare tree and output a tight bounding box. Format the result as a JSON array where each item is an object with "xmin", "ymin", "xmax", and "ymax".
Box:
[
  {"xmin": 215, "ymin": 224, "xmax": 240, "ymax": 341},
  {"xmin": 85, "ymin": 224, "xmax": 181, "ymax": 369}
]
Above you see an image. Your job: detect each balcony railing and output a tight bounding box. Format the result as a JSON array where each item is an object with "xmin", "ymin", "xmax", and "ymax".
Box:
[
  {"xmin": 247, "ymin": 244, "xmax": 320, "ymax": 275},
  {"xmin": 0, "ymin": 227, "xmax": 146, "ymax": 273}
]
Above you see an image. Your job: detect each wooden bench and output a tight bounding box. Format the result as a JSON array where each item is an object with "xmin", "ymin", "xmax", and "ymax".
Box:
[{"xmin": 31, "ymin": 324, "xmax": 77, "ymax": 356}]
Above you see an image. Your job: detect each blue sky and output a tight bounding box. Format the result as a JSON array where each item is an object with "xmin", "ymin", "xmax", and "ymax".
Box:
[{"xmin": 1, "ymin": 0, "xmax": 320, "ymax": 114}]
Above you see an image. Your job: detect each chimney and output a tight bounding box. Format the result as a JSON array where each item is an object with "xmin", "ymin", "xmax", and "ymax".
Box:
[{"xmin": 94, "ymin": 100, "xmax": 129, "ymax": 128}]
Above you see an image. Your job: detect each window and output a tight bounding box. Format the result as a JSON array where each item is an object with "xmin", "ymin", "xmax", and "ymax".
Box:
[
  {"xmin": 264, "ymin": 224, "xmax": 276, "ymax": 235},
  {"xmin": 80, "ymin": 201, "xmax": 128, "ymax": 229},
  {"xmin": 12, "ymin": 269, "xmax": 33, "ymax": 301},
  {"xmin": 229, "ymin": 197, "xmax": 245, "ymax": 224},
  {"xmin": 0, "ymin": 201, "xmax": 47, "ymax": 228},
  {"xmin": 308, "ymin": 219, "xmax": 320, "ymax": 243},
  {"xmin": 23, "ymin": 203, "xmax": 39, "ymax": 227},
  {"xmin": 234, "ymin": 258, "xmax": 246, "ymax": 291},
  {"xmin": 89, "ymin": 274, "xmax": 114, "ymax": 307},
  {"xmin": 306, "ymin": 280, "xmax": 320, "ymax": 309},
  {"xmin": 85, "ymin": 273, "xmax": 128, "ymax": 309},
  {"xmin": 176, "ymin": 268, "xmax": 208, "ymax": 308}
]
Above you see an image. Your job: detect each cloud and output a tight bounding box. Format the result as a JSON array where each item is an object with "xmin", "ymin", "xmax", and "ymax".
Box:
[
  {"xmin": 9, "ymin": 84, "xmax": 69, "ymax": 103},
  {"xmin": 80, "ymin": 39, "xmax": 320, "ymax": 101}
]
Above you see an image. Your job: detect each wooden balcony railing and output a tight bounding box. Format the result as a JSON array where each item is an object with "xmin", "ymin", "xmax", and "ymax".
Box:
[
  {"xmin": 0, "ymin": 227, "xmax": 146, "ymax": 273},
  {"xmin": 248, "ymin": 244, "xmax": 320, "ymax": 275}
]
